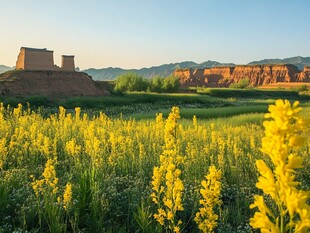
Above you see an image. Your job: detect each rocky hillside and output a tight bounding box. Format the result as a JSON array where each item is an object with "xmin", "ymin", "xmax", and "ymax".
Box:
[
  {"xmin": 174, "ymin": 65, "xmax": 310, "ymax": 87},
  {"xmin": 0, "ymin": 70, "xmax": 109, "ymax": 96}
]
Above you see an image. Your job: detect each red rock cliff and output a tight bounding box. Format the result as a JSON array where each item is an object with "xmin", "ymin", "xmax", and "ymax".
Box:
[
  {"xmin": 296, "ymin": 66, "xmax": 310, "ymax": 82},
  {"xmin": 175, "ymin": 68, "xmax": 205, "ymax": 86},
  {"xmin": 174, "ymin": 64, "xmax": 309, "ymax": 87}
]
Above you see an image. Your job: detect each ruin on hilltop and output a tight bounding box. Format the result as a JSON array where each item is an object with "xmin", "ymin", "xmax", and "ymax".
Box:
[
  {"xmin": 16, "ymin": 47, "xmax": 75, "ymax": 71},
  {"xmin": 0, "ymin": 47, "xmax": 110, "ymax": 96}
]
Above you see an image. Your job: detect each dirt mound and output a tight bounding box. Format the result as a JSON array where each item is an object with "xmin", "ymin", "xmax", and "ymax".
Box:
[{"xmin": 0, "ymin": 70, "xmax": 110, "ymax": 96}]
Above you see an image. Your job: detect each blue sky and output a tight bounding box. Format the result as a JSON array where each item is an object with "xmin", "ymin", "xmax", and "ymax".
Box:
[{"xmin": 1, "ymin": 0, "xmax": 309, "ymax": 69}]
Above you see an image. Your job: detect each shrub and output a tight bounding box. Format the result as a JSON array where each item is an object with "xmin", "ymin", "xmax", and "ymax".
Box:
[
  {"xmin": 297, "ymin": 84, "xmax": 309, "ymax": 92},
  {"xmin": 229, "ymin": 78, "xmax": 250, "ymax": 89}
]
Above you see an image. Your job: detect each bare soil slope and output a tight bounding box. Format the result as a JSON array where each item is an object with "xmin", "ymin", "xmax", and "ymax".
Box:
[{"xmin": 0, "ymin": 70, "xmax": 109, "ymax": 96}]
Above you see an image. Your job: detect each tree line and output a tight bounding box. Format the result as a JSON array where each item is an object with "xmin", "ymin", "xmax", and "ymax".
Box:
[{"xmin": 114, "ymin": 73, "xmax": 180, "ymax": 93}]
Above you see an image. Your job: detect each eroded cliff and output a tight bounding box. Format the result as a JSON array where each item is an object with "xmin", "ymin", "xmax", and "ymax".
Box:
[
  {"xmin": 175, "ymin": 64, "xmax": 310, "ymax": 87},
  {"xmin": 296, "ymin": 66, "xmax": 310, "ymax": 82},
  {"xmin": 0, "ymin": 70, "xmax": 110, "ymax": 96}
]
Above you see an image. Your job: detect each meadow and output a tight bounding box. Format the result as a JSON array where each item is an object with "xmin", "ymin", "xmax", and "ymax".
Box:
[
  {"xmin": 1, "ymin": 88, "xmax": 307, "ymax": 117},
  {"xmin": 0, "ymin": 90, "xmax": 309, "ymax": 232}
]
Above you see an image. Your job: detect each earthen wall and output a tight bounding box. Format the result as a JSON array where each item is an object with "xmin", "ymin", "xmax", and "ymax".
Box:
[
  {"xmin": 61, "ymin": 56, "xmax": 75, "ymax": 71},
  {"xmin": 25, "ymin": 50, "xmax": 55, "ymax": 70},
  {"xmin": 16, "ymin": 49, "xmax": 26, "ymax": 69}
]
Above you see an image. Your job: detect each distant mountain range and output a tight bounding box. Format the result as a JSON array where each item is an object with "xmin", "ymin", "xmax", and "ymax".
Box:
[
  {"xmin": 248, "ymin": 56, "xmax": 310, "ymax": 70},
  {"xmin": 84, "ymin": 56, "xmax": 310, "ymax": 80},
  {"xmin": 1, "ymin": 56, "xmax": 309, "ymax": 80},
  {"xmin": 84, "ymin": 60, "xmax": 235, "ymax": 80},
  {"xmin": 0, "ymin": 65, "xmax": 12, "ymax": 74}
]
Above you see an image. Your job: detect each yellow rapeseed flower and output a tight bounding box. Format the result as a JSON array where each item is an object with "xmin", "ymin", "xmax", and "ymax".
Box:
[
  {"xmin": 63, "ymin": 182, "xmax": 72, "ymax": 210},
  {"xmin": 42, "ymin": 158, "xmax": 59, "ymax": 193},
  {"xmin": 195, "ymin": 165, "xmax": 222, "ymax": 233},
  {"xmin": 151, "ymin": 106, "xmax": 184, "ymax": 232},
  {"xmin": 250, "ymin": 99, "xmax": 310, "ymax": 233},
  {"xmin": 0, "ymin": 138, "xmax": 7, "ymax": 170},
  {"xmin": 31, "ymin": 158, "xmax": 59, "ymax": 196}
]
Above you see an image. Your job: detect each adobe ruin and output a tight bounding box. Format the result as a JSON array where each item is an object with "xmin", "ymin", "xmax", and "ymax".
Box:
[
  {"xmin": 16, "ymin": 47, "xmax": 75, "ymax": 71},
  {"xmin": 61, "ymin": 55, "xmax": 75, "ymax": 71}
]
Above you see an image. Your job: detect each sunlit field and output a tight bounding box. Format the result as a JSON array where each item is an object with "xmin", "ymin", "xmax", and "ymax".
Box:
[{"xmin": 0, "ymin": 100, "xmax": 309, "ymax": 232}]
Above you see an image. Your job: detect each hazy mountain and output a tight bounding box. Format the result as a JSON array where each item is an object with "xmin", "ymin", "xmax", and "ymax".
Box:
[
  {"xmin": 84, "ymin": 60, "xmax": 235, "ymax": 81},
  {"xmin": 0, "ymin": 65, "xmax": 13, "ymax": 74},
  {"xmin": 247, "ymin": 56, "xmax": 310, "ymax": 70}
]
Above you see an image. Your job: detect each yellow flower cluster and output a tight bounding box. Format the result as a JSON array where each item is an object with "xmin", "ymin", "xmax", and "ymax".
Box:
[
  {"xmin": 0, "ymin": 138, "xmax": 7, "ymax": 170},
  {"xmin": 32, "ymin": 158, "xmax": 59, "ymax": 196},
  {"xmin": 31, "ymin": 158, "xmax": 73, "ymax": 211},
  {"xmin": 63, "ymin": 182, "xmax": 72, "ymax": 210},
  {"xmin": 250, "ymin": 100, "xmax": 310, "ymax": 232},
  {"xmin": 164, "ymin": 106, "xmax": 180, "ymax": 149},
  {"xmin": 151, "ymin": 107, "xmax": 184, "ymax": 232},
  {"xmin": 195, "ymin": 165, "xmax": 222, "ymax": 233}
]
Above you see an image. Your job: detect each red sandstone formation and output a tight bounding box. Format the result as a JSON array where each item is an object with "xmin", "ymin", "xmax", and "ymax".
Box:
[
  {"xmin": 203, "ymin": 67, "xmax": 234, "ymax": 87},
  {"xmin": 174, "ymin": 64, "xmax": 310, "ymax": 87},
  {"xmin": 296, "ymin": 66, "xmax": 310, "ymax": 82},
  {"xmin": 174, "ymin": 68, "xmax": 205, "ymax": 86},
  {"xmin": 0, "ymin": 71, "xmax": 109, "ymax": 96}
]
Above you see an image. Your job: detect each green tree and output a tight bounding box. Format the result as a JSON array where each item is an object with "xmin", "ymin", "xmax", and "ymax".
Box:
[
  {"xmin": 150, "ymin": 76, "xmax": 165, "ymax": 93},
  {"xmin": 163, "ymin": 75, "xmax": 180, "ymax": 92},
  {"xmin": 114, "ymin": 73, "xmax": 149, "ymax": 93}
]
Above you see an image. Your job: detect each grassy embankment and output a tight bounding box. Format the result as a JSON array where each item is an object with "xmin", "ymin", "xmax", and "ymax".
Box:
[
  {"xmin": 1, "ymin": 91, "xmax": 293, "ymax": 125},
  {"xmin": 1, "ymin": 88, "xmax": 308, "ymax": 119}
]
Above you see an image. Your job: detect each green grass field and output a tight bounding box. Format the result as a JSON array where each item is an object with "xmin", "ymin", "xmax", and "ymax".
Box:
[
  {"xmin": 1, "ymin": 88, "xmax": 308, "ymax": 117},
  {"xmin": 1, "ymin": 89, "xmax": 309, "ymax": 122}
]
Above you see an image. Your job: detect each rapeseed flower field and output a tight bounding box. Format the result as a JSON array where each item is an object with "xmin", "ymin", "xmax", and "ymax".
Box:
[{"xmin": 0, "ymin": 100, "xmax": 309, "ymax": 232}]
